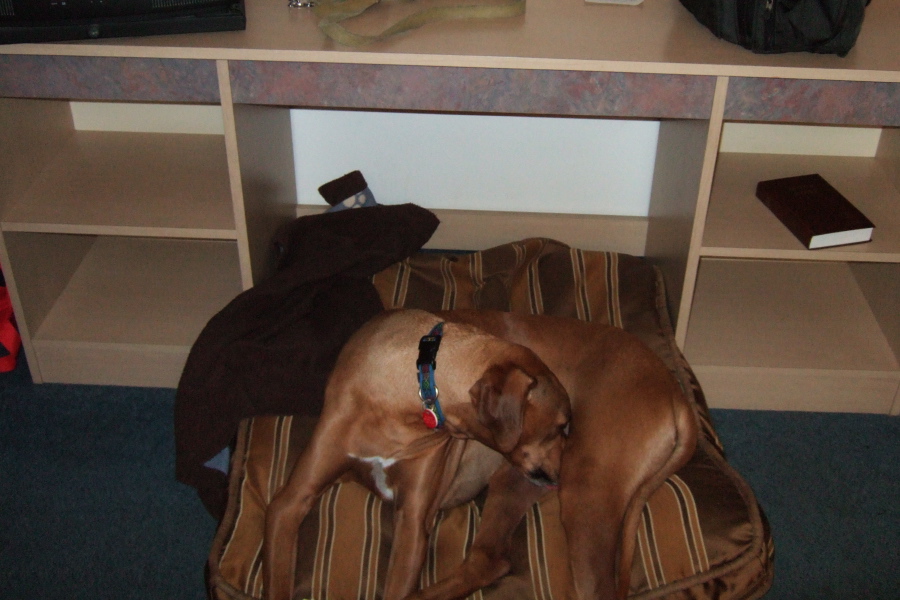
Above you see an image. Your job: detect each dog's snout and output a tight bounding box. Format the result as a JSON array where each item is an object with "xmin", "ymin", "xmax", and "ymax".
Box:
[{"xmin": 527, "ymin": 467, "xmax": 557, "ymax": 488}]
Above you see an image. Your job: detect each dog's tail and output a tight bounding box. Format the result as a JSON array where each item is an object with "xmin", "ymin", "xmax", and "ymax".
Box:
[{"xmin": 616, "ymin": 388, "xmax": 699, "ymax": 599}]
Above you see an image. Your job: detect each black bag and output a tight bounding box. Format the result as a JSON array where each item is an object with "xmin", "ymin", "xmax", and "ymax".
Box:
[{"xmin": 679, "ymin": 0, "xmax": 869, "ymax": 56}]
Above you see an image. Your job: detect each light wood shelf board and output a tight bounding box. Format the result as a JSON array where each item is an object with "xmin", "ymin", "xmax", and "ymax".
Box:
[
  {"xmin": 850, "ymin": 262, "xmax": 900, "ymax": 364},
  {"xmin": 1, "ymin": 231, "xmax": 97, "ymax": 383},
  {"xmin": 702, "ymin": 153, "xmax": 900, "ymax": 259},
  {"xmin": 218, "ymin": 60, "xmax": 254, "ymax": 289},
  {"xmin": 644, "ymin": 119, "xmax": 706, "ymax": 328},
  {"xmin": 695, "ymin": 365, "xmax": 900, "ymax": 413},
  {"xmin": 645, "ymin": 103, "xmax": 723, "ymax": 332},
  {"xmin": 0, "ymin": 99, "xmax": 73, "ymax": 214},
  {"xmin": 878, "ymin": 128, "xmax": 900, "ymax": 192},
  {"xmin": 232, "ymin": 103, "xmax": 299, "ymax": 286},
  {"xmin": 2, "ymin": 0, "xmax": 898, "ymax": 82},
  {"xmin": 0, "ymin": 223, "xmax": 237, "ymax": 239},
  {"xmin": 684, "ymin": 258, "xmax": 900, "ymax": 372},
  {"xmin": 295, "ymin": 205, "xmax": 648, "ymax": 255},
  {"xmin": 33, "ymin": 341, "xmax": 190, "ymax": 387},
  {"xmin": 33, "ymin": 236, "xmax": 242, "ymax": 347},
  {"xmin": 699, "ymin": 246, "xmax": 900, "ymax": 263},
  {"xmin": 1, "ymin": 131, "xmax": 235, "ymax": 236},
  {"xmin": 2, "ymin": 232, "xmax": 95, "ymax": 340},
  {"xmin": 665, "ymin": 76, "xmax": 729, "ymax": 346}
]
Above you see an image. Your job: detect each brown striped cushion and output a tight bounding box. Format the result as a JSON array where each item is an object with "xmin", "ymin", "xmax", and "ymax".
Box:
[{"xmin": 208, "ymin": 238, "xmax": 773, "ymax": 600}]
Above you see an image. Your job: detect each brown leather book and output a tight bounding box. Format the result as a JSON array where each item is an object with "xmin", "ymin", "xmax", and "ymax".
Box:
[{"xmin": 755, "ymin": 174, "xmax": 874, "ymax": 250}]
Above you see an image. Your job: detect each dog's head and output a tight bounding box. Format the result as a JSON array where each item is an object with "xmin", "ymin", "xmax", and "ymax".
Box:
[{"xmin": 468, "ymin": 357, "xmax": 570, "ymax": 487}]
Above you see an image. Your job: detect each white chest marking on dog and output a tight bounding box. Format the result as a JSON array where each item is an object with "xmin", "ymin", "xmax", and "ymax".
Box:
[{"xmin": 350, "ymin": 455, "xmax": 397, "ymax": 500}]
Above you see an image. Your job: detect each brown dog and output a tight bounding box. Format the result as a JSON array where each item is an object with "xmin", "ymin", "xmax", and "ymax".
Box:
[
  {"xmin": 408, "ymin": 310, "xmax": 699, "ymax": 600},
  {"xmin": 263, "ymin": 309, "xmax": 571, "ymax": 600}
]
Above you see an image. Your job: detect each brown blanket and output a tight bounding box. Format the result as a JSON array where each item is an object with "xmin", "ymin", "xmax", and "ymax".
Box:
[{"xmin": 174, "ymin": 204, "xmax": 439, "ymax": 517}]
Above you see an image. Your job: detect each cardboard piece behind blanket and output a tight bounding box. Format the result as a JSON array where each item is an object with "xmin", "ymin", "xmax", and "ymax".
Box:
[{"xmin": 174, "ymin": 204, "xmax": 440, "ymax": 518}]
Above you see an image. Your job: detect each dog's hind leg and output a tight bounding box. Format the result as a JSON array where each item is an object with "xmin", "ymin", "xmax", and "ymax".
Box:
[
  {"xmin": 558, "ymin": 389, "xmax": 690, "ymax": 600},
  {"xmin": 557, "ymin": 470, "xmax": 625, "ymax": 600},
  {"xmin": 405, "ymin": 463, "xmax": 547, "ymax": 600},
  {"xmin": 263, "ymin": 420, "xmax": 354, "ymax": 600}
]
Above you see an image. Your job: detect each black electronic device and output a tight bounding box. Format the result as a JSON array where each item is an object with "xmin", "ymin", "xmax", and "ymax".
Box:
[{"xmin": 0, "ymin": 0, "xmax": 246, "ymax": 44}]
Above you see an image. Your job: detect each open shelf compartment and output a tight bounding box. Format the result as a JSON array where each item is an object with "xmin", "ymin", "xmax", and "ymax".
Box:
[
  {"xmin": 684, "ymin": 258, "xmax": 900, "ymax": 413},
  {"xmin": 1, "ymin": 131, "xmax": 236, "ymax": 238},
  {"xmin": 0, "ymin": 98, "xmax": 236, "ymax": 240},
  {"xmin": 3, "ymin": 233, "xmax": 243, "ymax": 387},
  {"xmin": 702, "ymin": 152, "xmax": 900, "ymax": 261}
]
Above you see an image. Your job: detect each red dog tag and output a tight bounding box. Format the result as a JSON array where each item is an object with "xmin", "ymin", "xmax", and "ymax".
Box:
[{"xmin": 422, "ymin": 408, "xmax": 439, "ymax": 429}]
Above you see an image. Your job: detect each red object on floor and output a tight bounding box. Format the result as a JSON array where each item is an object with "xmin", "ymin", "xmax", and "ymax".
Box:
[{"xmin": 0, "ymin": 267, "xmax": 21, "ymax": 372}]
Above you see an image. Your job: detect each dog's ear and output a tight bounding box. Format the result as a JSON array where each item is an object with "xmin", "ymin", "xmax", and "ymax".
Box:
[{"xmin": 469, "ymin": 363, "xmax": 534, "ymax": 452}]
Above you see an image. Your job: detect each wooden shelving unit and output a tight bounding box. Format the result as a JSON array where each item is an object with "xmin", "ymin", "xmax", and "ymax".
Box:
[
  {"xmin": 0, "ymin": 98, "xmax": 245, "ymax": 386},
  {"xmin": 678, "ymin": 128, "xmax": 900, "ymax": 413},
  {"xmin": 0, "ymin": 0, "xmax": 897, "ymax": 412}
]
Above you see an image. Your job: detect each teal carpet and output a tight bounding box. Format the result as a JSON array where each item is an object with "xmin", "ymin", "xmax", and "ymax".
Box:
[
  {"xmin": 1, "ymin": 356, "xmax": 898, "ymax": 599},
  {"xmin": 0, "ymin": 359, "xmax": 214, "ymax": 600},
  {"xmin": 712, "ymin": 407, "xmax": 900, "ymax": 599}
]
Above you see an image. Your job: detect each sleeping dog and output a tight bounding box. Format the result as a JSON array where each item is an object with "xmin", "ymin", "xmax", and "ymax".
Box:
[
  {"xmin": 263, "ymin": 309, "xmax": 571, "ymax": 600},
  {"xmin": 409, "ymin": 310, "xmax": 699, "ymax": 600}
]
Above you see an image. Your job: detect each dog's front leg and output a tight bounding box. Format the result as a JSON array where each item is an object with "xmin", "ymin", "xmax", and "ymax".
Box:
[
  {"xmin": 263, "ymin": 422, "xmax": 353, "ymax": 600},
  {"xmin": 385, "ymin": 501, "xmax": 436, "ymax": 598},
  {"xmin": 406, "ymin": 463, "xmax": 548, "ymax": 600},
  {"xmin": 382, "ymin": 456, "xmax": 450, "ymax": 600}
]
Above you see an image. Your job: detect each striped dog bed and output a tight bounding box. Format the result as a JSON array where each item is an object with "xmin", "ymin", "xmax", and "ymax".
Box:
[{"xmin": 209, "ymin": 238, "xmax": 773, "ymax": 600}]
